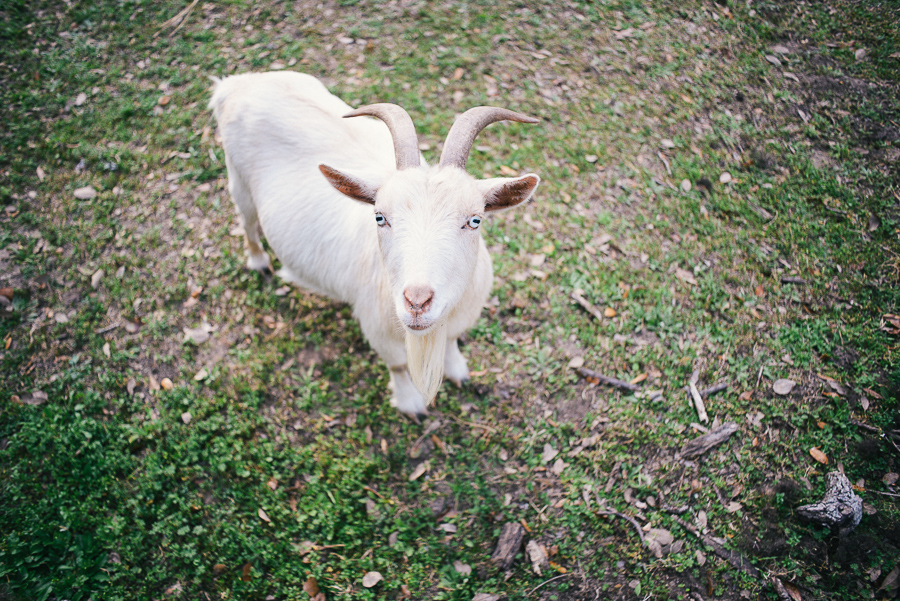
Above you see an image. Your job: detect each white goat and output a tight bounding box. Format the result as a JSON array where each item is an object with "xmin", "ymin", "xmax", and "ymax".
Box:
[{"xmin": 209, "ymin": 72, "xmax": 540, "ymax": 417}]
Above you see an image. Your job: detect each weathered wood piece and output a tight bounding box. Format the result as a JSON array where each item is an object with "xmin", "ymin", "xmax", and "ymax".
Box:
[
  {"xmin": 571, "ymin": 289, "xmax": 606, "ymax": 323},
  {"xmin": 576, "ymin": 367, "xmax": 639, "ymax": 392},
  {"xmin": 687, "ymin": 370, "xmax": 709, "ymax": 422},
  {"xmin": 666, "ymin": 513, "xmax": 761, "ymax": 579},
  {"xmin": 682, "ymin": 382, "xmax": 729, "ymax": 397},
  {"xmin": 797, "ymin": 471, "xmax": 862, "ymax": 535},
  {"xmin": 491, "ymin": 522, "xmax": 525, "ymax": 569},
  {"xmin": 680, "ymin": 422, "xmax": 739, "ymax": 459}
]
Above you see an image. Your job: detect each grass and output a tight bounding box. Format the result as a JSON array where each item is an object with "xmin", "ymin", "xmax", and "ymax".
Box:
[{"xmin": 1, "ymin": 0, "xmax": 899, "ymax": 600}]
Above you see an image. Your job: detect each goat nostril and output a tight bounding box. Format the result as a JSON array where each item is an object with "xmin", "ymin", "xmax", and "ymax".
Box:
[{"xmin": 403, "ymin": 286, "xmax": 434, "ymax": 313}]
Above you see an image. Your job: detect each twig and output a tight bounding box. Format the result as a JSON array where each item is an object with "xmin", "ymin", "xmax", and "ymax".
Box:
[
  {"xmin": 780, "ymin": 276, "xmax": 807, "ymax": 285},
  {"xmin": 571, "ymin": 289, "xmax": 606, "ymax": 322},
  {"xmin": 665, "ymin": 511, "xmax": 761, "ymax": 578},
  {"xmin": 657, "ymin": 151, "xmax": 672, "ymax": 175},
  {"xmin": 595, "ymin": 510, "xmax": 645, "ymax": 543},
  {"xmin": 861, "ymin": 488, "xmax": 900, "ymax": 498},
  {"xmin": 850, "ymin": 420, "xmax": 900, "ymax": 456},
  {"xmin": 528, "ymin": 573, "xmax": 570, "ymax": 595},
  {"xmin": 682, "ymin": 382, "xmax": 728, "ymax": 397},
  {"xmin": 94, "ymin": 321, "xmax": 120, "ymax": 334},
  {"xmin": 449, "ymin": 414, "xmax": 497, "ymax": 434},
  {"xmin": 577, "ymin": 367, "xmax": 639, "ymax": 392},
  {"xmin": 688, "ymin": 370, "xmax": 708, "ymax": 423},
  {"xmin": 154, "ymin": 0, "xmax": 199, "ymax": 38}
]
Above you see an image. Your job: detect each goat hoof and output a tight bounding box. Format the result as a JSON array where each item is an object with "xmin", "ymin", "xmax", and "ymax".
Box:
[
  {"xmin": 402, "ymin": 411, "xmax": 426, "ymax": 425},
  {"xmin": 451, "ymin": 376, "xmax": 471, "ymax": 389}
]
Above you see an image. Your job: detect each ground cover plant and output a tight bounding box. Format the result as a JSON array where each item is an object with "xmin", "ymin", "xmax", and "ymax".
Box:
[{"xmin": 1, "ymin": 0, "xmax": 898, "ymax": 599}]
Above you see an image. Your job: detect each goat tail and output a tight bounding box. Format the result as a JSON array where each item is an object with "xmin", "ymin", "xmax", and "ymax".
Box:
[
  {"xmin": 207, "ymin": 75, "xmax": 228, "ymax": 115},
  {"xmin": 405, "ymin": 323, "xmax": 447, "ymax": 405}
]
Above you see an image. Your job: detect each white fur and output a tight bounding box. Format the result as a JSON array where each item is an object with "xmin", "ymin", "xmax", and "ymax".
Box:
[{"xmin": 209, "ymin": 71, "xmax": 539, "ymax": 416}]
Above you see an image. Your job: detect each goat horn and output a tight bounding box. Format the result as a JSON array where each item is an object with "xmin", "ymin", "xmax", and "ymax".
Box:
[
  {"xmin": 344, "ymin": 103, "xmax": 421, "ymax": 170},
  {"xmin": 439, "ymin": 107, "xmax": 539, "ymax": 170}
]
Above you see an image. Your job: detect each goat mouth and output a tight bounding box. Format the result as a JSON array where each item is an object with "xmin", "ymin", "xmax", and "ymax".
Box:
[{"xmin": 407, "ymin": 323, "xmax": 430, "ymax": 331}]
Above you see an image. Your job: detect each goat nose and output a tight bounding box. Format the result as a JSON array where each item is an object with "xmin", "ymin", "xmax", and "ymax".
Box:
[{"xmin": 404, "ymin": 286, "xmax": 434, "ymax": 314}]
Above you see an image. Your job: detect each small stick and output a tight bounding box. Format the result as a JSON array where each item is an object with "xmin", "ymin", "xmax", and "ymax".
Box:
[
  {"xmin": 657, "ymin": 151, "xmax": 672, "ymax": 175},
  {"xmin": 94, "ymin": 321, "xmax": 121, "ymax": 334},
  {"xmin": 682, "ymin": 382, "xmax": 728, "ymax": 397},
  {"xmin": 577, "ymin": 367, "xmax": 639, "ymax": 392},
  {"xmin": 449, "ymin": 414, "xmax": 497, "ymax": 434},
  {"xmin": 781, "ymin": 276, "xmax": 807, "ymax": 285},
  {"xmin": 154, "ymin": 0, "xmax": 199, "ymax": 38},
  {"xmin": 571, "ymin": 289, "xmax": 606, "ymax": 323},
  {"xmin": 688, "ymin": 371, "xmax": 708, "ymax": 422},
  {"xmin": 665, "ymin": 511, "xmax": 761, "ymax": 578},
  {"xmin": 595, "ymin": 510, "xmax": 645, "ymax": 543},
  {"xmin": 528, "ymin": 573, "xmax": 570, "ymax": 595}
]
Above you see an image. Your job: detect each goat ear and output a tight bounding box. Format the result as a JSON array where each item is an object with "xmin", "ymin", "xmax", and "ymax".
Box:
[
  {"xmin": 319, "ymin": 164, "xmax": 379, "ymax": 205},
  {"xmin": 479, "ymin": 174, "xmax": 540, "ymax": 212}
]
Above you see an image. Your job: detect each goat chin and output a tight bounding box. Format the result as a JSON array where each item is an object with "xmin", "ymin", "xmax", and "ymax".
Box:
[{"xmin": 405, "ymin": 322, "xmax": 446, "ymax": 404}]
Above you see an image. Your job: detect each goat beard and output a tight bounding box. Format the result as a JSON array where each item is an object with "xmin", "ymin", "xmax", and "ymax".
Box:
[{"xmin": 405, "ymin": 322, "xmax": 446, "ymax": 405}]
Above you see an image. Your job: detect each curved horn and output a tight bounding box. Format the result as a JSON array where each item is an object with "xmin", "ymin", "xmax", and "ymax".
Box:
[
  {"xmin": 439, "ymin": 107, "xmax": 539, "ymax": 170},
  {"xmin": 344, "ymin": 103, "xmax": 420, "ymax": 170}
]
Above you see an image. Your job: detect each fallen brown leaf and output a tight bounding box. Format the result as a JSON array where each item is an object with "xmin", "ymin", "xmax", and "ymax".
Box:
[
  {"xmin": 258, "ymin": 507, "xmax": 271, "ymax": 523},
  {"xmin": 809, "ymin": 447, "xmax": 828, "ymax": 465},
  {"xmin": 303, "ymin": 577, "xmax": 320, "ymax": 597}
]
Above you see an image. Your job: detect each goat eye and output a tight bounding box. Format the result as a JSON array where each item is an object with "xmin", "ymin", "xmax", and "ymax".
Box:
[
  {"xmin": 375, "ymin": 212, "xmax": 387, "ymax": 226},
  {"xmin": 466, "ymin": 216, "xmax": 482, "ymax": 229}
]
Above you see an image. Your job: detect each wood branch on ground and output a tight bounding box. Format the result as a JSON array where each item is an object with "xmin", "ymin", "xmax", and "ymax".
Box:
[
  {"xmin": 680, "ymin": 422, "xmax": 739, "ymax": 459},
  {"xmin": 688, "ymin": 370, "xmax": 709, "ymax": 422},
  {"xmin": 666, "ymin": 512, "xmax": 761, "ymax": 579},
  {"xmin": 682, "ymin": 381, "xmax": 729, "ymax": 397},
  {"xmin": 576, "ymin": 367, "xmax": 639, "ymax": 392},
  {"xmin": 781, "ymin": 276, "xmax": 808, "ymax": 285},
  {"xmin": 797, "ymin": 471, "xmax": 863, "ymax": 535},
  {"xmin": 491, "ymin": 522, "xmax": 525, "ymax": 570},
  {"xmin": 571, "ymin": 289, "xmax": 606, "ymax": 322}
]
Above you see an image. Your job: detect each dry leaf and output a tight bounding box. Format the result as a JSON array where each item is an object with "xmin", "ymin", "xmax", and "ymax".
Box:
[
  {"xmin": 499, "ymin": 165, "xmax": 517, "ymax": 176},
  {"xmin": 773, "ymin": 379, "xmax": 796, "ymax": 395},
  {"xmin": 267, "ymin": 478, "xmax": 278, "ymax": 491},
  {"xmin": 409, "ymin": 461, "xmax": 429, "ymax": 481},
  {"xmin": 213, "ymin": 563, "xmax": 226, "ymax": 573},
  {"xmin": 158, "ymin": 95, "xmax": 171, "ymax": 106},
  {"xmin": 604, "ymin": 307, "xmax": 616, "ymax": 317},
  {"xmin": 630, "ymin": 373, "xmax": 648, "ymax": 385},
  {"xmin": 258, "ymin": 507, "xmax": 271, "ymax": 522},
  {"xmin": 675, "ymin": 268, "xmax": 698, "ymax": 286},
  {"xmin": 783, "ymin": 581, "xmax": 802, "ymax": 601},
  {"xmin": 764, "ymin": 54, "xmax": 782, "ymax": 66},
  {"xmin": 181, "ymin": 412, "xmax": 191, "ymax": 424},
  {"xmin": 303, "ymin": 577, "xmax": 320, "ymax": 597},
  {"xmin": 541, "ymin": 444, "xmax": 558, "ymax": 463},
  {"xmin": 193, "ymin": 368, "xmax": 208, "ymax": 381},
  {"xmin": 362, "ymin": 571, "xmax": 383, "ymax": 588},
  {"xmin": 73, "ymin": 186, "xmax": 97, "ymax": 200},
  {"xmin": 23, "ymin": 390, "xmax": 48, "ymax": 406},
  {"xmin": 160, "ymin": 377, "xmax": 174, "ymax": 390},
  {"xmin": 75, "ymin": 92, "xmax": 88, "ymax": 106},
  {"xmin": 91, "ymin": 269, "xmax": 104, "ymax": 289},
  {"xmin": 102, "ymin": 342, "xmax": 111, "ymax": 358},
  {"xmin": 241, "ymin": 562, "xmax": 252, "ymax": 582},
  {"xmin": 567, "ymin": 356, "xmax": 584, "ymax": 369},
  {"xmin": 37, "ymin": 166, "xmax": 46, "ymax": 181},
  {"xmin": 883, "ymin": 473, "xmax": 899, "ymax": 486},
  {"xmin": 809, "ymin": 447, "xmax": 828, "ymax": 465},
  {"xmin": 719, "ymin": 172, "xmax": 732, "ymax": 184}
]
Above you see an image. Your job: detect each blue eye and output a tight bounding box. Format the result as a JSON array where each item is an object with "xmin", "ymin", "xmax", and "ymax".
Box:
[
  {"xmin": 466, "ymin": 216, "xmax": 482, "ymax": 229},
  {"xmin": 375, "ymin": 212, "xmax": 387, "ymax": 226}
]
